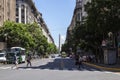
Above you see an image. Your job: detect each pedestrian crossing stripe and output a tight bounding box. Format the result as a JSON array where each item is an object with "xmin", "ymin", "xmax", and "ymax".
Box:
[
  {"xmin": 0, "ymin": 67, "xmax": 120, "ymax": 76},
  {"xmin": 104, "ymin": 71, "xmax": 120, "ymax": 76},
  {"xmin": 17, "ymin": 67, "xmax": 85, "ymax": 71},
  {"xmin": 0, "ymin": 67, "xmax": 11, "ymax": 69}
]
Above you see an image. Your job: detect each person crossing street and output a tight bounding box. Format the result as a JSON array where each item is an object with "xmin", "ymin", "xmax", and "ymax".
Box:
[{"xmin": 26, "ymin": 54, "xmax": 32, "ymax": 67}]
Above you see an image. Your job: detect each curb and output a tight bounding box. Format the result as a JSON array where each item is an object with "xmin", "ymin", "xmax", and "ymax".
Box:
[{"xmin": 83, "ymin": 62, "xmax": 120, "ymax": 72}]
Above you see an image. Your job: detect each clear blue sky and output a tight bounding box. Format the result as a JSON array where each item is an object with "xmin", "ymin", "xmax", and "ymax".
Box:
[{"xmin": 33, "ymin": 0, "xmax": 75, "ymax": 46}]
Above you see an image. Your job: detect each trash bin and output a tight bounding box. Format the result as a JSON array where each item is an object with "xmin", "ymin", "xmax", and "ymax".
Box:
[{"xmin": 103, "ymin": 47, "xmax": 117, "ymax": 65}]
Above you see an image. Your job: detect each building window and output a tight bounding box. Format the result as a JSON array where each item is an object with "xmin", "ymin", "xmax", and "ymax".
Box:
[
  {"xmin": 22, "ymin": 20, "xmax": 25, "ymax": 23},
  {"xmin": 7, "ymin": 1, "xmax": 10, "ymax": 17},
  {"xmin": 0, "ymin": 5, "xmax": 1, "ymax": 10},
  {"xmin": 16, "ymin": 3, "xmax": 19, "ymax": 8},
  {"xmin": 16, "ymin": 8, "xmax": 18, "ymax": 16},
  {"xmin": 16, "ymin": 18, "xmax": 19, "ymax": 23},
  {"xmin": 0, "ymin": 16, "xmax": 1, "ymax": 21},
  {"xmin": 76, "ymin": 13, "xmax": 80, "ymax": 21},
  {"xmin": 21, "ymin": 5, "xmax": 25, "ymax": 9}
]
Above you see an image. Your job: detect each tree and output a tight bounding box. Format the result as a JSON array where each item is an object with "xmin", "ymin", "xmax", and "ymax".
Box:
[
  {"xmin": 47, "ymin": 43, "xmax": 57, "ymax": 54},
  {"xmin": 63, "ymin": 0, "xmax": 120, "ymax": 59},
  {"xmin": 85, "ymin": 0, "xmax": 120, "ymax": 46},
  {"xmin": 84, "ymin": 0, "xmax": 120, "ymax": 61},
  {"xmin": 0, "ymin": 21, "xmax": 34, "ymax": 49}
]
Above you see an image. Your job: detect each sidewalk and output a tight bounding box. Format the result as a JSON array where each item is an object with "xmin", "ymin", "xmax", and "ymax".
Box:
[{"xmin": 83, "ymin": 62, "xmax": 120, "ymax": 72}]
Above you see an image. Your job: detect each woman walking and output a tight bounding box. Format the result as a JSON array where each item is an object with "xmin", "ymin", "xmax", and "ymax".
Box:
[{"xmin": 26, "ymin": 54, "xmax": 32, "ymax": 67}]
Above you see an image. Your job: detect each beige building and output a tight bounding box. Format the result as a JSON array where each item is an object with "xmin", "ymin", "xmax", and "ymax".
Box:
[
  {"xmin": 37, "ymin": 13, "xmax": 54, "ymax": 43},
  {"xmin": 0, "ymin": 0, "xmax": 16, "ymax": 26}
]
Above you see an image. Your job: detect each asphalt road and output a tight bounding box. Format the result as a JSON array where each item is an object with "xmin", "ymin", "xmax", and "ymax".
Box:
[{"xmin": 0, "ymin": 56, "xmax": 120, "ymax": 80}]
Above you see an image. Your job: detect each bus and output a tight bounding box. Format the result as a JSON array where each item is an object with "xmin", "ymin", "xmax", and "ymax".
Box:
[{"xmin": 8, "ymin": 47, "xmax": 26, "ymax": 63}]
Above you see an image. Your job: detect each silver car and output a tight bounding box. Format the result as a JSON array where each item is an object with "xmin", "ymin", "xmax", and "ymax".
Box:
[{"xmin": 0, "ymin": 53, "xmax": 7, "ymax": 63}]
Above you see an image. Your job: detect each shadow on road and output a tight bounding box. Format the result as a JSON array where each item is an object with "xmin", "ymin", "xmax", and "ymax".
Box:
[{"xmin": 18, "ymin": 58, "xmax": 102, "ymax": 71}]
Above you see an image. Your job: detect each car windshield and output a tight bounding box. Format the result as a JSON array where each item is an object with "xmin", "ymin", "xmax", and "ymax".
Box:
[
  {"xmin": 0, "ymin": 54, "xmax": 4, "ymax": 57},
  {"xmin": 7, "ymin": 53, "xmax": 15, "ymax": 57}
]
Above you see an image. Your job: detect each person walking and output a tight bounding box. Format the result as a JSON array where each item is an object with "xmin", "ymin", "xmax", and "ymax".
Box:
[
  {"xmin": 11, "ymin": 54, "xmax": 18, "ymax": 69},
  {"xmin": 75, "ymin": 54, "xmax": 83, "ymax": 69},
  {"xmin": 26, "ymin": 54, "xmax": 32, "ymax": 67},
  {"xmin": 78, "ymin": 56, "xmax": 83, "ymax": 69}
]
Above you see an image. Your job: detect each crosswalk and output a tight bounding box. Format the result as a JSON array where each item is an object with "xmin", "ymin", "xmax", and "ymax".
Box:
[
  {"xmin": 0, "ymin": 66, "xmax": 120, "ymax": 76},
  {"xmin": 18, "ymin": 68, "xmax": 78, "ymax": 70},
  {"xmin": 0, "ymin": 66, "xmax": 96, "ymax": 71}
]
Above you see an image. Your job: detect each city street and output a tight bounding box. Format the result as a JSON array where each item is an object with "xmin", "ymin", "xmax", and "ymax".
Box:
[
  {"xmin": 0, "ymin": 56, "xmax": 120, "ymax": 80},
  {"xmin": 1, "ymin": 0, "xmax": 120, "ymax": 80}
]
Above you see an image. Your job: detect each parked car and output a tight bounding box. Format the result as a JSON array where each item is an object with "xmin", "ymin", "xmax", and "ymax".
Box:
[
  {"xmin": 0, "ymin": 52, "xmax": 7, "ymax": 64},
  {"xmin": 51, "ymin": 54, "xmax": 55, "ymax": 58}
]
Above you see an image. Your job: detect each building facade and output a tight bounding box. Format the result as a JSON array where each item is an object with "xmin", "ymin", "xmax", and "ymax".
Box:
[
  {"xmin": 0, "ymin": 0, "xmax": 54, "ymax": 48},
  {"xmin": 0, "ymin": 0, "xmax": 16, "ymax": 26},
  {"xmin": 16, "ymin": 0, "xmax": 54, "ymax": 43},
  {"xmin": 16, "ymin": 0, "xmax": 38, "ymax": 24},
  {"xmin": 66, "ymin": 0, "xmax": 90, "ymax": 43},
  {"xmin": 37, "ymin": 13, "xmax": 54, "ymax": 43}
]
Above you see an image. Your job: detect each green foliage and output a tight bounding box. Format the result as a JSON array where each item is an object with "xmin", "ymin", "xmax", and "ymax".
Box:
[
  {"xmin": 47, "ymin": 43, "xmax": 57, "ymax": 54},
  {"xmin": 0, "ymin": 21, "xmax": 57, "ymax": 56},
  {"xmin": 63, "ymin": 0, "xmax": 120, "ymax": 56},
  {"xmin": 0, "ymin": 21, "xmax": 34, "ymax": 49}
]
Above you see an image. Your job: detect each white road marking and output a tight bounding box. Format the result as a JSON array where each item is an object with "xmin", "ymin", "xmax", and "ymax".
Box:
[{"xmin": 0, "ymin": 67, "xmax": 11, "ymax": 69}]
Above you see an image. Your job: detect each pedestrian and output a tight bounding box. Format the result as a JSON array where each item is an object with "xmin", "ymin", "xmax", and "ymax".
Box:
[
  {"xmin": 78, "ymin": 56, "xmax": 82, "ymax": 69},
  {"xmin": 26, "ymin": 54, "xmax": 32, "ymax": 67},
  {"xmin": 11, "ymin": 54, "xmax": 18, "ymax": 69}
]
